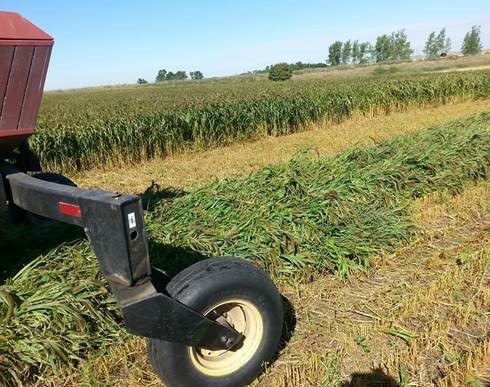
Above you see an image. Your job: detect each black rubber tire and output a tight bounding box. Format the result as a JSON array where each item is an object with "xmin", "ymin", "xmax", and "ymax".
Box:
[
  {"xmin": 147, "ymin": 257, "xmax": 283, "ymax": 387},
  {"xmin": 25, "ymin": 173, "xmax": 77, "ymax": 225}
]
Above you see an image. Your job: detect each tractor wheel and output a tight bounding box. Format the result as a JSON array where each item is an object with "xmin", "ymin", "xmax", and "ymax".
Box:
[
  {"xmin": 147, "ymin": 258, "xmax": 283, "ymax": 387},
  {"xmin": 26, "ymin": 173, "xmax": 77, "ymax": 225}
]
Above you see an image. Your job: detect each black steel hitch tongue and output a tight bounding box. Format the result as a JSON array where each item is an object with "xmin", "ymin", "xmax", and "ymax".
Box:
[{"xmin": 1, "ymin": 163, "xmax": 242, "ymax": 350}]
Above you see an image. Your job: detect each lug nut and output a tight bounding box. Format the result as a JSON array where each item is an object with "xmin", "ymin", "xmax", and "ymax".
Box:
[{"xmin": 221, "ymin": 336, "xmax": 235, "ymax": 348}]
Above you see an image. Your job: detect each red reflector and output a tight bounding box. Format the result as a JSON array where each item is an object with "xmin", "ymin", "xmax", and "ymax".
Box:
[{"xmin": 59, "ymin": 202, "xmax": 81, "ymax": 217}]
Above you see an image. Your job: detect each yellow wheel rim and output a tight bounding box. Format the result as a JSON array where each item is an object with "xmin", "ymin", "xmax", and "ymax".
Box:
[{"xmin": 189, "ymin": 299, "xmax": 263, "ymax": 377}]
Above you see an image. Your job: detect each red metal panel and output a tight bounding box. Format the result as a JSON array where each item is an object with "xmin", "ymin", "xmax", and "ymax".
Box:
[
  {"xmin": 0, "ymin": 12, "xmax": 53, "ymax": 41},
  {"xmin": 0, "ymin": 46, "xmax": 34, "ymax": 132},
  {"xmin": 0, "ymin": 40, "xmax": 53, "ymax": 46},
  {"xmin": 0, "ymin": 128, "xmax": 35, "ymax": 137},
  {"xmin": 0, "ymin": 13, "xmax": 53, "ymax": 153},
  {"xmin": 18, "ymin": 45, "xmax": 51, "ymax": 130},
  {"xmin": 0, "ymin": 46, "xmax": 15, "ymax": 118}
]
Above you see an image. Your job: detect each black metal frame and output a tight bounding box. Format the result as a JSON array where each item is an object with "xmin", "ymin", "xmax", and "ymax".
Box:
[{"xmin": 0, "ymin": 161, "xmax": 242, "ymax": 351}]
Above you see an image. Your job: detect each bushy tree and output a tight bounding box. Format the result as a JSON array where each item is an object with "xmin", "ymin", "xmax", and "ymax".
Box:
[
  {"xmin": 155, "ymin": 69, "xmax": 167, "ymax": 82},
  {"xmin": 137, "ymin": 78, "xmax": 148, "ymax": 84},
  {"xmin": 341, "ymin": 40, "xmax": 352, "ymax": 64},
  {"xmin": 373, "ymin": 30, "xmax": 413, "ymax": 62},
  {"xmin": 462, "ymin": 25, "xmax": 482, "ymax": 55},
  {"xmin": 268, "ymin": 63, "xmax": 292, "ymax": 81},
  {"xmin": 190, "ymin": 71, "xmax": 204, "ymax": 80},
  {"xmin": 328, "ymin": 41, "xmax": 343, "ymax": 66},
  {"xmin": 424, "ymin": 28, "xmax": 451, "ymax": 59},
  {"xmin": 174, "ymin": 71, "xmax": 188, "ymax": 80}
]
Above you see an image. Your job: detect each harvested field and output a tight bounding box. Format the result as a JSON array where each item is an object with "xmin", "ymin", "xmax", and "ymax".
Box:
[
  {"xmin": 35, "ymin": 179, "xmax": 490, "ymax": 387},
  {"xmin": 1, "ymin": 112, "xmax": 489, "ymax": 385}
]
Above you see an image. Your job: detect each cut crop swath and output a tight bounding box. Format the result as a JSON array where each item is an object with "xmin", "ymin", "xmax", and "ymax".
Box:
[{"xmin": 147, "ymin": 112, "xmax": 490, "ymax": 279}]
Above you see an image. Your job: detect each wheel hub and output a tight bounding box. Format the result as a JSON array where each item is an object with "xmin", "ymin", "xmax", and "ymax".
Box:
[{"xmin": 189, "ymin": 299, "xmax": 263, "ymax": 376}]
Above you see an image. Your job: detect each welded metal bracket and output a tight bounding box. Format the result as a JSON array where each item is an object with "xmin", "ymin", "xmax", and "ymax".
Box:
[{"xmin": 1, "ymin": 162, "xmax": 242, "ymax": 350}]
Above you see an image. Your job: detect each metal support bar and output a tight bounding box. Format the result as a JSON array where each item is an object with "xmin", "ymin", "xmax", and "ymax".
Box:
[{"xmin": 0, "ymin": 162, "xmax": 242, "ymax": 350}]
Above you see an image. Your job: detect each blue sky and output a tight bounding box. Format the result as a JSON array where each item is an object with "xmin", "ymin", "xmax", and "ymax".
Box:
[{"xmin": 1, "ymin": 1, "xmax": 489, "ymax": 90}]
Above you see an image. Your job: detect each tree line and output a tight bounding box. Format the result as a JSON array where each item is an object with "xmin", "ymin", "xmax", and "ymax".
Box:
[
  {"xmin": 328, "ymin": 25, "xmax": 483, "ymax": 66},
  {"xmin": 137, "ymin": 69, "xmax": 205, "ymax": 84},
  {"xmin": 138, "ymin": 25, "xmax": 483, "ymax": 84},
  {"xmin": 155, "ymin": 69, "xmax": 204, "ymax": 81}
]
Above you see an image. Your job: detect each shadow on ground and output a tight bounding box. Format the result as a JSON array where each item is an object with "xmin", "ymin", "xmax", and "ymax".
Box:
[
  {"xmin": 0, "ymin": 210, "xmax": 83, "ymax": 282},
  {"xmin": 341, "ymin": 368, "xmax": 400, "ymax": 387},
  {"xmin": 140, "ymin": 180, "xmax": 187, "ymax": 212},
  {"xmin": 0, "ymin": 182, "xmax": 185, "ymax": 282}
]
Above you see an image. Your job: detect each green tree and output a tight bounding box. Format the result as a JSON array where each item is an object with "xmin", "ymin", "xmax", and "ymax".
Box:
[
  {"xmin": 190, "ymin": 71, "xmax": 204, "ymax": 80},
  {"xmin": 155, "ymin": 69, "xmax": 167, "ymax": 82},
  {"xmin": 423, "ymin": 31, "xmax": 437, "ymax": 58},
  {"xmin": 174, "ymin": 71, "xmax": 188, "ymax": 80},
  {"xmin": 351, "ymin": 41, "xmax": 371, "ymax": 64},
  {"xmin": 391, "ymin": 30, "xmax": 413, "ymax": 60},
  {"xmin": 436, "ymin": 28, "xmax": 451, "ymax": 54},
  {"xmin": 424, "ymin": 28, "xmax": 451, "ymax": 59},
  {"xmin": 374, "ymin": 34, "xmax": 392, "ymax": 62},
  {"xmin": 328, "ymin": 41, "xmax": 343, "ymax": 66},
  {"xmin": 137, "ymin": 78, "xmax": 148, "ymax": 84},
  {"xmin": 341, "ymin": 40, "xmax": 352, "ymax": 64},
  {"xmin": 268, "ymin": 63, "xmax": 293, "ymax": 81},
  {"xmin": 462, "ymin": 25, "xmax": 482, "ymax": 55},
  {"xmin": 374, "ymin": 30, "xmax": 412, "ymax": 62},
  {"xmin": 359, "ymin": 42, "xmax": 371, "ymax": 63},
  {"xmin": 352, "ymin": 40, "xmax": 360, "ymax": 63},
  {"xmin": 163, "ymin": 71, "xmax": 188, "ymax": 81}
]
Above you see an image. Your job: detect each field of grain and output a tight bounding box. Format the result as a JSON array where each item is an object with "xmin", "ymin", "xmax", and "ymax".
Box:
[
  {"xmin": 32, "ymin": 71, "xmax": 490, "ymax": 173},
  {"xmin": 1, "ymin": 67, "xmax": 489, "ymax": 387}
]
